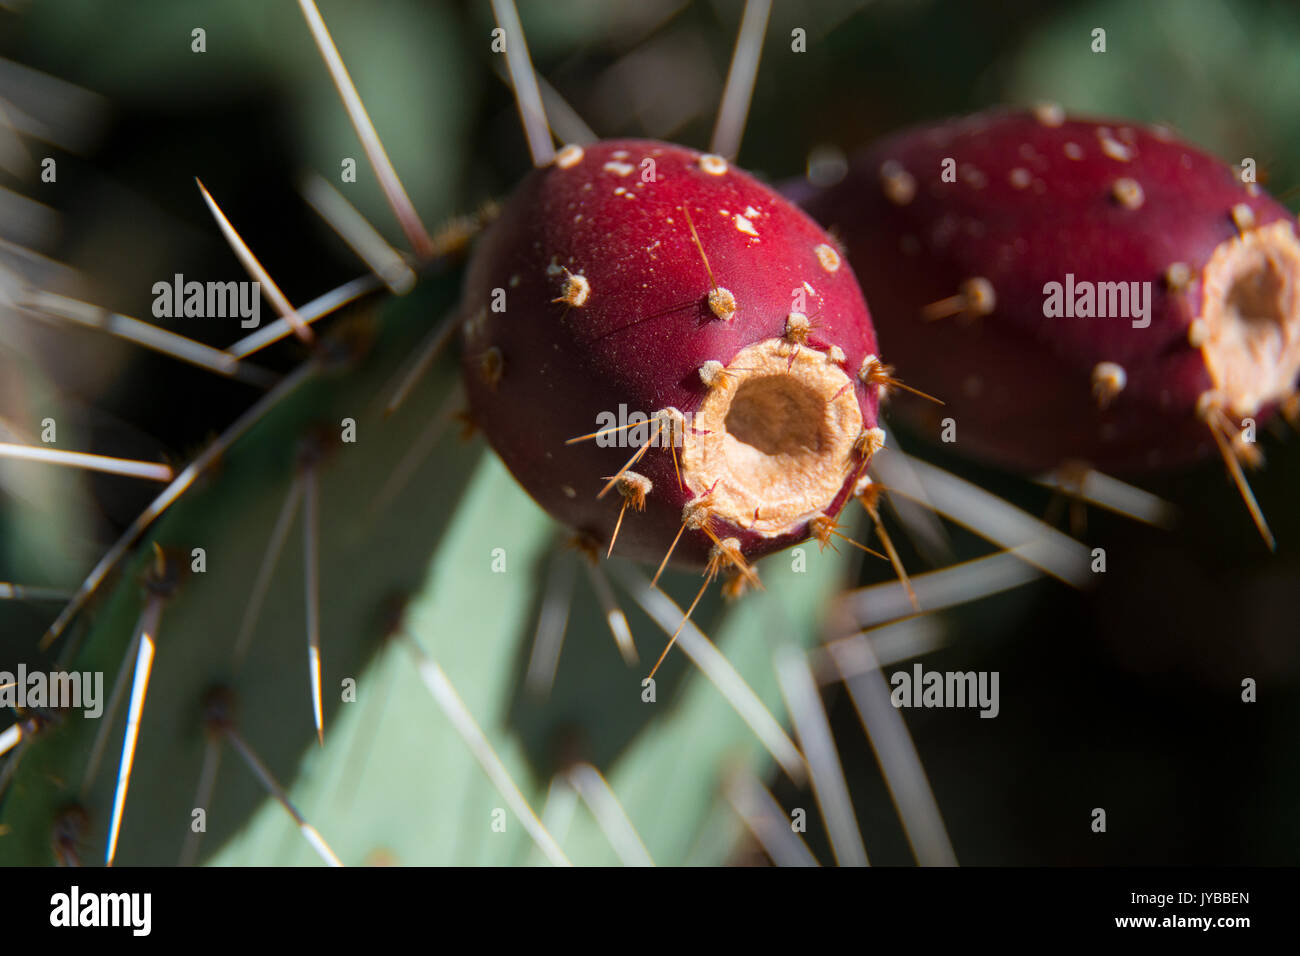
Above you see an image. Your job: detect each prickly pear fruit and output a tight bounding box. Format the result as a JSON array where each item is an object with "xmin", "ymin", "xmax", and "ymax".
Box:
[
  {"xmin": 800, "ymin": 107, "xmax": 1300, "ymax": 476},
  {"xmin": 460, "ymin": 140, "xmax": 885, "ymax": 568}
]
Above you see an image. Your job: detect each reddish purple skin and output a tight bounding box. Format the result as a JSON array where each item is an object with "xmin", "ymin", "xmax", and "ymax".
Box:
[
  {"xmin": 461, "ymin": 140, "xmax": 880, "ymax": 566},
  {"xmin": 800, "ymin": 108, "xmax": 1298, "ymax": 475}
]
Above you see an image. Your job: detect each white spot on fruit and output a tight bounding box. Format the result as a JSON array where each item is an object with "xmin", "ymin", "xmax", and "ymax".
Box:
[
  {"xmin": 1009, "ymin": 167, "xmax": 1033, "ymax": 189},
  {"xmin": 604, "ymin": 160, "xmax": 634, "ymax": 177},
  {"xmin": 1231, "ymin": 203, "xmax": 1256, "ymax": 232},
  {"xmin": 1033, "ymin": 102, "xmax": 1065, "ymax": 127},
  {"xmin": 699, "ymin": 154, "xmax": 728, "ymax": 176},
  {"xmin": 959, "ymin": 164, "xmax": 987, "ymax": 188},
  {"xmin": 1111, "ymin": 177, "xmax": 1144, "ymax": 209},
  {"xmin": 554, "ymin": 144, "xmax": 584, "ymax": 169},
  {"xmin": 1097, "ymin": 129, "xmax": 1132, "ymax": 162},
  {"xmin": 814, "ymin": 243, "xmax": 841, "ymax": 272},
  {"xmin": 1064, "ymin": 142, "xmax": 1084, "ymax": 161},
  {"xmin": 1164, "ymin": 261, "xmax": 1192, "ymax": 291},
  {"xmin": 462, "ymin": 306, "xmax": 487, "ymax": 341},
  {"xmin": 734, "ymin": 213, "xmax": 759, "ymax": 237},
  {"xmin": 961, "ymin": 276, "xmax": 996, "ymax": 316},
  {"xmin": 1195, "ymin": 390, "xmax": 1223, "ymax": 421},
  {"xmin": 879, "ymin": 159, "xmax": 916, "ymax": 205},
  {"xmin": 1091, "ymin": 361, "xmax": 1127, "ymax": 408}
]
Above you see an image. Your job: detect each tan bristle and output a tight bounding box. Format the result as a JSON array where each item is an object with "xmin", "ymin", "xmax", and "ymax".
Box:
[
  {"xmin": 809, "ymin": 513, "xmax": 835, "ymax": 548},
  {"xmin": 683, "ymin": 497, "xmax": 714, "ymax": 531},
  {"xmin": 961, "ymin": 277, "xmax": 996, "ymax": 316},
  {"xmin": 1195, "ymin": 390, "xmax": 1223, "ymax": 421},
  {"xmin": 708, "ymin": 536, "xmax": 745, "ymax": 572},
  {"xmin": 616, "ymin": 472, "xmax": 652, "ymax": 510},
  {"xmin": 721, "ymin": 567, "xmax": 756, "ymax": 601},
  {"xmin": 855, "ymin": 426, "xmax": 886, "ymax": 457},
  {"xmin": 569, "ymin": 531, "xmax": 602, "ymax": 563},
  {"xmin": 699, "ymin": 359, "xmax": 727, "ymax": 388},
  {"xmin": 785, "ymin": 312, "xmax": 811, "ymax": 343},
  {"xmin": 857, "ymin": 354, "xmax": 884, "ymax": 385},
  {"xmin": 708, "ymin": 286, "xmax": 737, "ymax": 321},
  {"xmin": 479, "ymin": 347, "xmax": 503, "ymax": 389},
  {"xmin": 853, "ymin": 471, "xmax": 875, "ymax": 499},
  {"xmin": 554, "ymin": 271, "xmax": 590, "ymax": 307},
  {"xmin": 1091, "ymin": 361, "xmax": 1127, "ymax": 408}
]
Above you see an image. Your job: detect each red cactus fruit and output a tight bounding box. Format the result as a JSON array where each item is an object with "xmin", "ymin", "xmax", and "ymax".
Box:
[
  {"xmin": 460, "ymin": 140, "xmax": 885, "ymax": 575},
  {"xmin": 799, "ymin": 107, "xmax": 1300, "ymax": 489}
]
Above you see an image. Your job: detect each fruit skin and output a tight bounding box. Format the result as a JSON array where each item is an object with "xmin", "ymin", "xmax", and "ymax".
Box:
[
  {"xmin": 799, "ymin": 108, "xmax": 1300, "ymax": 475},
  {"xmin": 460, "ymin": 139, "xmax": 882, "ymax": 567}
]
